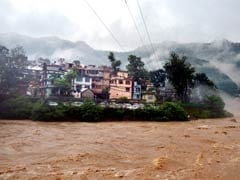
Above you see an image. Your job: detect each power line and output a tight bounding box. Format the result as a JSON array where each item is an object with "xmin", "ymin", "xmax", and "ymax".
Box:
[
  {"xmin": 83, "ymin": 0, "xmax": 125, "ymax": 52},
  {"xmin": 124, "ymin": 0, "xmax": 146, "ymax": 52},
  {"xmin": 136, "ymin": 0, "xmax": 158, "ymax": 62},
  {"xmin": 123, "ymin": 0, "xmax": 152, "ymax": 69}
]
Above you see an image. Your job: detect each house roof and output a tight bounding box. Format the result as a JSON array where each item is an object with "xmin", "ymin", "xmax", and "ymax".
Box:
[{"xmin": 81, "ymin": 88, "xmax": 94, "ymax": 93}]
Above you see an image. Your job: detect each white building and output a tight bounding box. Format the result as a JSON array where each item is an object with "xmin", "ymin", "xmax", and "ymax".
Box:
[{"xmin": 73, "ymin": 75, "xmax": 92, "ymax": 92}]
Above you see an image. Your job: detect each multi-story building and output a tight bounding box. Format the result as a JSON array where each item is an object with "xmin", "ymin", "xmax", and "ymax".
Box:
[
  {"xmin": 109, "ymin": 71, "xmax": 133, "ymax": 100},
  {"xmin": 71, "ymin": 65, "xmax": 111, "ymax": 99},
  {"xmin": 84, "ymin": 65, "xmax": 111, "ymax": 94},
  {"xmin": 132, "ymin": 81, "xmax": 142, "ymax": 100},
  {"xmin": 25, "ymin": 65, "xmax": 42, "ymax": 97},
  {"xmin": 142, "ymin": 83, "xmax": 157, "ymax": 103},
  {"xmin": 41, "ymin": 63, "xmax": 66, "ymax": 97},
  {"xmin": 74, "ymin": 70, "xmax": 92, "ymax": 91}
]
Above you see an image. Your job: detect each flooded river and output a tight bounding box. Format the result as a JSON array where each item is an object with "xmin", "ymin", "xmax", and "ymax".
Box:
[{"xmin": 0, "ymin": 117, "xmax": 239, "ymax": 179}]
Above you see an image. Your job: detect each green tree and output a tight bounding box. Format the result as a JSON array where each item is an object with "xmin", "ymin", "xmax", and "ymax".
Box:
[
  {"xmin": 0, "ymin": 46, "xmax": 10, "ymax": 94},
  {"xmin": 204, "ymin": 95, "xmax": 225, "ymax": 117},
  {"xmin": 108, "ymin": 52, "xmax": 121, "ymax": 74},
  {"xmin": 194, "ymin": 73, "xmax": 216, "ymax": 89},
  {"xmin": 54, "ymin": 67, "xmax": 77, "ymax": 96},
  {"xmin": 164, "ymin": 52, "xmax": 195, "ymax": 102},
  {"xmin": 126, "ymin": 55, "xmax": 149, "ymax": 84},
  {"xmin": 0, "ymin": 45, "xmax": 29, "ymax": 94}
]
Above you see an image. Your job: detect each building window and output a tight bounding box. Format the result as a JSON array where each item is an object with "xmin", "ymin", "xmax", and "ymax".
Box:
[
  {"xmin": 126, "ymin": 87, "xmax": 130, "ymax": 92},
  {"xmin": 85, "ymin": 77, "xmax": 90, "ymax": 82},
  {"xmin": 126, "ymin": 80, "xmax": 130, "ymax": 85},
  {"xmin": 85, "ymin": 85, "xmax": 90, "ymax": 89},
  {"xmin": 76, "ymin": 76, "xmax": 82, "ymax": 82},
  {"xmin": 136, "ymin": 87, "xmax": 140, "ymax": 92},
  {"xmin": 119, "ymin": 80, "xmax": 123, "ymax": 84}
]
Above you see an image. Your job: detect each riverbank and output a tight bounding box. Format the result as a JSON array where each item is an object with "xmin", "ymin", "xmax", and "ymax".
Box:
[{"xmin": 0, "ymin": 117, "xmax": 239, "ymax": 179}]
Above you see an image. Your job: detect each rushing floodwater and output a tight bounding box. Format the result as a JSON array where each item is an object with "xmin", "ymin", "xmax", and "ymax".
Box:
[{"xmin": 0, "ymin": 117, "xmax": 240, "ymax": 179}]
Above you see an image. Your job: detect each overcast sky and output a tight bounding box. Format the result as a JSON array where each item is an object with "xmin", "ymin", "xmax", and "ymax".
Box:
[{"xmin": 1, "ymin": 0, "xmax": 240, "ymax": 51}]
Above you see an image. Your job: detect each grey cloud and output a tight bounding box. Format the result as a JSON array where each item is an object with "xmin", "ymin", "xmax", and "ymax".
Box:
[
  {"xmin": 14, "ymin": 12, "xmax": 77, "ymax": 37},
  {"xmin": 1, "ymin": 0, "xmax": 240, "ymax": 50},
  {"xmin": 136, "ymin": 0, "xmax": 240, "ymax": 44},
  {"xmin": 0, "ymin": 0, "xmax": 15, "ymax": 32},
  {"xmin": 0, "ymin": 0, "xmax": 77, "ymax": 38}
]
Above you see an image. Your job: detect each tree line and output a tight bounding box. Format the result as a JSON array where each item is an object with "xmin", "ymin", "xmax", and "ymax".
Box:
[{"xmin": 109, "ymin": 51, "xmax": 216, "ymax": 103}]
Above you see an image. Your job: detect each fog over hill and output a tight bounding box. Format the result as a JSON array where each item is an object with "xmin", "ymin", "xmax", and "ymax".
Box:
[{"xmin": 0, "ymin": 33, "xmax": 239, "ymax": 96}]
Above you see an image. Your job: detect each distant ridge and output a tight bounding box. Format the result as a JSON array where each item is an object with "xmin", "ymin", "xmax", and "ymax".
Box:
[{"xmin": 0, "ymin": 33, "xmax": 239, "ymax": 96}]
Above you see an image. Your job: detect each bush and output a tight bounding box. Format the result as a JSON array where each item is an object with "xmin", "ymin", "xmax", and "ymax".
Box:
[
  {"xmin": 78, "ymin": 100, "xmax": 104, "ymax": 121},
  {"xmin": 31, "ymin": 102, "xmax": 67, "ymax": 121},
  {"xmin": 181, "ymin": 103, "xmax": 210, "ymax": 119},
  {"xmin": 0, "ymin": 96, "xmax": 34, "ymax": 119},
  {"xmin": 134, "ymin": 104, "xmax": 162, "ymax": 121},
  {"xmin": 103, "ymin": 107, "xmax": 125, "ymax": 120},
  {"xmin": 204, "ymin": 95, "xmax": 225, "ymax": 118},
  {"xmin": 159, "ymin": 102, "xmax": 188, "ymax": 121},
  {"xmin": 31, "ymin": 100, "xmax": 104, "ymax": 121},
  {"xmin": 224, "ymin": 111, "xmax": 234, "ymax": 117},
  {"xmin": 65, "ymin": 106, "xmax": 81, "ymax": 120},
  {"xmin": 1, "ymin": 96, "xmax": 225, "ymax": 122},
  {"xmin": 116, "ymin": 97, "xmax": 129, "ymax": 103}
]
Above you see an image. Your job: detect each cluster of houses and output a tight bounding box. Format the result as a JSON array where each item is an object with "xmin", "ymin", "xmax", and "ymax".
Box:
[{"xmin": 25, "ymin": 61, "xmax": 176, "ymax": 103}]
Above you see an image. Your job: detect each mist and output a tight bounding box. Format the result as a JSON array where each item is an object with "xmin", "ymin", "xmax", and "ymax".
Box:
[{"xmin": 220, "ymin": 92, "xmax": 240, "ymax": 117}]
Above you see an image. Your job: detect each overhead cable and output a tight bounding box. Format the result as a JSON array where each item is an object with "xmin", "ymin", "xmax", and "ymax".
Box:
[
  {"xmin": 136, "ymin": 0, "xmax": 158, "ymax": 61},
  {"xmin": 124, "ymin": 0, "xmax": 146, "ymax": 52},
  {"xmin": 83, "ymin": 0, "xmax": 125, "ymax": 51}
]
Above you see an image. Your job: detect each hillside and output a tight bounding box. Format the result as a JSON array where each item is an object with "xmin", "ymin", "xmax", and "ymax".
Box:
[
  {"xmin": 0, "ymin": 33, "xmax": 108, "ymax": 65},
  {"xmin": 0, "ymin": 33, "xmax": 239, "ymax": 96}
]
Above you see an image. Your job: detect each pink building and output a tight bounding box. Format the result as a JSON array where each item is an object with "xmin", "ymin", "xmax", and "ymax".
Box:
[{"xmin": 109, "ymin": 71, "xmax": 133, "ymax": 99}]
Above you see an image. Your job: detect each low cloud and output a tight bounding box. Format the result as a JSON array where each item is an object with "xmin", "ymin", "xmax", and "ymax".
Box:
[
  {"xmin": 220, "ymin": 92, "xmax": 240, "ymax": 117},
  {"xmin": 15, "ymin": 12, "xmax": 77, "ymax": 37},
  {"xmin": 1, "ymin": 0, "xmax": 240, "ymax": 51},
  {"xmin": 0, "ymin": 0, "xmax": 77, "ymax": 38},
  {"xmin": 210, "ymin": 61, "xmax": 240, "ymax": 86}
]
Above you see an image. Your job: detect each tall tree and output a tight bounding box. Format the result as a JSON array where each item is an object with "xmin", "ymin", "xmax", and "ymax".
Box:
[
  {"xmin": 0, "ymin": 46, "xmax": 9, "ymax": 94},
  {"xmin": 164, "ymin": 52, "xmax": 195, "ymax": 102},
  {"xmin": 126, "ymin": 55, "xmax": 149, "ymax": 83},
  {"xmin": 194, "ymin": 73, "xmax": 216, "ymax": 89},
  {"xmin": 0, "ymin": 45, "xmax": 29, "ymax": 94},
  {"xmin": 108, "ymin": 52, "xmax": 121, "ymax": 74}
]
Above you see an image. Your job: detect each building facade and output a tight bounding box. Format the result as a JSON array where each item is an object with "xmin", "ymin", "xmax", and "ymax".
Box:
[
  {"xmin": 74, "ymin": 73, "xmax": 92, "ymax": 92},
  {"xmin": 109, "ymin": 71, "xmax": 133, "ymax": 100},
  {"xmin": 142, "ymin": 83, "xmax": 157, "ymax": 103},
  {"xmin": 72, "ymin": 65, "xmax": 111, "ymax": 93},
  {"xmin": 41, "ymin": 64, "xmax": 66, "ymax": 97},
  {"xmin": 85, "ymin": 65, "xmax": 111, "ymax": 95},
  {"xmin": 132, "ymin": 81, "xmax": 142, "ymax": 100}
]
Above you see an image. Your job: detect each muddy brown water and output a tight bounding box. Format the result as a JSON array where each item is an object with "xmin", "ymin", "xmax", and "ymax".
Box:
[{"xmin": 0, "ymin": 117, "xmax": 239, "ymax": 179}]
